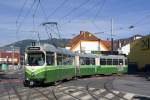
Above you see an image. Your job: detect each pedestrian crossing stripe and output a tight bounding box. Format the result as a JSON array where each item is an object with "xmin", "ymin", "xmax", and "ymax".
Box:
[{"xmin": 1, "ymin": 85, "xmax": 149, "ymax": 100}]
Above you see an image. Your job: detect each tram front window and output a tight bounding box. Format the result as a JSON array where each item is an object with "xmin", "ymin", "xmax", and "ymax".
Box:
[{"xmin": 27, "ymin": 52, "xmax": 45, "ymax": 66}]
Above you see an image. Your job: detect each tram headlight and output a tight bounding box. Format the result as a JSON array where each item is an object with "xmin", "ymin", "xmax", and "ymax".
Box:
[{"xmin": 26, "ymin": 78, "xmax": 29, "ymax": 81}]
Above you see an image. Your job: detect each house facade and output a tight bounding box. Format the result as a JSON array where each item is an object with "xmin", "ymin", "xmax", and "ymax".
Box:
[
  {"xmin": 117, "ymin": 34, "xmax": 143, "ymax": 55},
  {"xmin": 66, "ymin": 31, "xmax": 111, "ymax": 54}
]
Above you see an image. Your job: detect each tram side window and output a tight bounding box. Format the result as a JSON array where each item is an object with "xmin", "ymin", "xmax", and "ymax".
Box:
[
  {"xmin": 62, "ymin": 55, "xmax": 74, "ymax": 65},
  {"xmin": 90, "ymin": 58, "xmax": 95, "ymax": 65},
  {"xmin": 80, "ymin": 57, "xmax": 85, "ymax": 65},
  {"xmin": 119, "ymin": 59, "xmax": 123, "ymax": 65},
  {"xmin": 107, "ymin": 59, "xmax": 112, "ymax": 65},
  {"xmin": 113, "ymin": 59, "xmax": 118, "ymax": 65},
  {"xmin": 125, "ymin": 59, "xmax": 128, "ymax": 65},
  {"xmin": 80, "ymin": 57, "xmax": 93, "ymax": 65},
  {"xmin": 85, "ymin": 57, "xmax": 90, "ymax": 65},
  {"xmin": 100, "ymin": 59, "xmax": 106, "ymax": 65},
  {"xmin": 57, "ymin": 54, "xmax": 62, "ymax": 65},
  {"xmin": 46, "ymin": 52, "xmax": 54, "ymax": 65}
]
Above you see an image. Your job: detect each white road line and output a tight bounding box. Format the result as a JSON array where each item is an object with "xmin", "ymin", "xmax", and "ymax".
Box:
[
  {"xmin": 80, "ymin": 95, "xmax": 92, "ymax": 100},
  {"xmin": 99, "ymin": 89, "xmax": 106, "ymax": 93},
  {"xmin": 59, "ymin": 86, "xmax": 68, "ymax": 90},
  {"xmin": 89, "ymin": 87, "xmax": 95, "ymax": 91},
  {"xmin": 77, "ymin": 86, "xmax": 85, "ymax": 89},
  {"xmin": 123, "ymin": 93, "xmax": 135, "ymax": 100},
  {"xmin": 105, "ymin": 93, "xmax": 114, "ymax": 99},
  {"xmin": 71, "ymin": 91, "xmax": 83, "ymax": 96},
  {"xmin": 113, "ymin": 90, "xmax": 120, "ymax": 94},
  {"xmin": 60, "ymin": 95, "xmax": 75, "ymax": 100}
]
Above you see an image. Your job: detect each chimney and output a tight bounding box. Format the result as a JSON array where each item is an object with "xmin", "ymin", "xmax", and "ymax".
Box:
[{"xmin": 80, "ymin": 31, "xmax": 85, "ymax": 35}]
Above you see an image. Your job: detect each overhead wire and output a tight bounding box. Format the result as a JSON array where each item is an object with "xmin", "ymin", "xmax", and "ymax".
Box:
[
  {"xmin": 93, "ymin": 0, "xmax": 106, "ymax": 21},
  {"xmin": 47, "ymin": 0, "xmax": 69, "ymax": 19},
  {"xmin": 38, "ymin": 0, "xmax": 63, "ymax": 41},
  {"xmin": 15, "ymin": 0, "xmax": 29, "ymax": 41},
  {"xmin": 15, "ymin": 0, "xmax": 36, "ymax": 40},
  {"xmin": 16, "ymin": 0, "xmax": 28, "ymax": 26},
  {"xmin": 39, "ymin": 1, "xmax": 48, "ymax": 21},
  {"xmin": 60, "ymin": 0, "xmax": 91, "ymax": 20},
  {"xmin": 91, "ymin": 0, "xmax": 106, "ymax": 32},
  {"xmin": 66, "ymin": 0, "xmax": 100, "ymax": 22},
  {"xmin": 32, "ymin": 0, "xmax": 41, "ymax": 41},
  {"xmin": 57, "ymin": 0, "xmax": 91, "ymax": 37}
]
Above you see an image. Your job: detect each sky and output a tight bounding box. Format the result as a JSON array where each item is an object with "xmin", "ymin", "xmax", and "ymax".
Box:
[{"xmin": 0, "ymin": 0, "xmax": 150, "ymax": 46}]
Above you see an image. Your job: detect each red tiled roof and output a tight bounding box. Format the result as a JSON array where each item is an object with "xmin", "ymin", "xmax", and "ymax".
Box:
[
  {"xmin": 101, "ymin": 40, "xmax": 111, "ymax": 50},
  {"xmin": 66, "ymin": 31, "xmax": 99, "ymax": 47},
  {"xmin": 66, "ymin": 31, "xmax": 111, "ymax": 51}
]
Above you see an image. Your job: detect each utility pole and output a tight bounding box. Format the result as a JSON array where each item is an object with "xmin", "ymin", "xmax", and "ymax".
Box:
[{"xmin": 111, "ymin": 18, "xmax": 114, "ymax": 54}]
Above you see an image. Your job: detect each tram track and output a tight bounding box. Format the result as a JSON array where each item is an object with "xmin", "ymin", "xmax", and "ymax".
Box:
[
  {"xmin": 25, "ymin": 87, "xmax": 53, "ymax": 100},
  {"xmin": 3, "ymin": 73, "xmax": 22, "ymax": 100},
  {"xmin": 1, "ymin": 73, "xmax": 134, "ymax": 100},
  {"xmin": 51, "ymin": 77, "xmax": 111, "ymax": 100},
  {"xmin": 103, "ymin": 76, "xmax": 129, "ymax": 100},
  {"xmin": 86, "ymin": 80, "xmax": 111, "ymax": 100},
  {"xmin": 51, "ymin": 81, "xmax": 82, "ymax": 100},
  {"xmin": 50, "ymin": 76, "xmax": 119, "ymax": 100}
]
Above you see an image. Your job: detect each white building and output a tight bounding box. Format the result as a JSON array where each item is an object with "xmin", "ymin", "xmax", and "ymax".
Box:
[
  {"xmin": 117, "ymin": 34, "xmax": 143, "ymax": 55},
  {"xmin": 65, "ymin": 31, "xmax": 111, "ymax": 53}
]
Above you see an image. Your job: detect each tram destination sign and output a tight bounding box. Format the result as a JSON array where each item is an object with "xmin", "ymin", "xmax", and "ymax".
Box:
[{"xmin": 27, "ymin": 47, "xmax": 41, "ymax": 50}]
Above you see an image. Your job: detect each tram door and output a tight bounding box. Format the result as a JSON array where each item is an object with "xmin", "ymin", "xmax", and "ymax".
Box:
[{"xmin": 75, "ymin": 56, "xmax": 80, "ymax": 76}]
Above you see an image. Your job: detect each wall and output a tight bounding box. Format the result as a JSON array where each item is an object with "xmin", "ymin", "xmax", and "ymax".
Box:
[
  {"xmin": 128, "ymin": 36, "xmax": 150, "ymax": 70},
  {"xmin": 71, "ymin": 40, "xmax": 109, "ymax": 53},
  {"xmin": 120, "ymin": 44, "xmax": 130, "ymax": 55}
]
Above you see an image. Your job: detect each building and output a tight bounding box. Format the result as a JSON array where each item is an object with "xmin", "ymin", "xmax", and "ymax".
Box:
[
  {"xmin": 116, "ymin": 34, "xmax": 143, "ymax": 55},
  {"xmin": 128, "ymin": 35, "xmax": 150, "ymax": 71},
  {"xmin": 0, "ymin": 51, "xmax": 20, "ymax": 65},
  {"xmin": 65, "ymin": 31, "xmax": 111, "ymax": 54}
]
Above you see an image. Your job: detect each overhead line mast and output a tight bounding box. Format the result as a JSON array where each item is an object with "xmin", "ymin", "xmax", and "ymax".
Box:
[{"xmin": 111, "ymin": 18, "xmax": 114, "ymax": 54}]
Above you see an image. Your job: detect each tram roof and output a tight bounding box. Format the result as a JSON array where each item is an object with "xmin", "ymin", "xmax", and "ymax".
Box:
[
  {"xmin": 36, "ymin": 44, "xmax": 74, "ymax": 55},
  {"xmin": 41, "ymin": 44, "xmax": 57, "ymax": 52},
  {"xmin": 77, "ymin": 53, "xmax": 97, "ymax": 58},
  {"xmin": 57, "ymin": 47, "xmax": 75, "ymax": 55}
]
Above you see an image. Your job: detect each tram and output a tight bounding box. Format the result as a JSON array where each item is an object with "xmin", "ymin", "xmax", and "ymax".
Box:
[{"xmin": 24, "ymin": 44, "xmax": 128, "ymax": 86}]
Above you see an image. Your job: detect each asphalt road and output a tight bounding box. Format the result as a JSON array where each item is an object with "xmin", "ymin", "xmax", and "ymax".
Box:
[
  {"xmin": 113, "ymin": 75, "xmax": 150, "ymax": 97},
  {"xmin": 0, "ymin": 69, "xmax": 150, "ymax": 100}
]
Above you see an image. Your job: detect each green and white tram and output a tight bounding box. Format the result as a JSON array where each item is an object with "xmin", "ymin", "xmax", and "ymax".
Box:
[{"xmin": 24, "ymin": 44, "xmax": 128, "ymax": 86}]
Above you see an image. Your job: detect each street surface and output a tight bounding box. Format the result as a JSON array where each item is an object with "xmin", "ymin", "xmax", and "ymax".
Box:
[{"xmin": 0, "ymin": 69, "xmax": 150, "ymax": 100}]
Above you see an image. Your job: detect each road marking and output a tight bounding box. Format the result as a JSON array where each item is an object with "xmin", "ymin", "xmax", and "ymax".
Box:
[
  {"xmin": 60, "ymin": 95, "xmax": 75, "ymax": 100},
  {"xmin": 71, "ymin": 91, "xmax": 83, "ymax": 96},
  {"xmin": 80, "ymin": 95, "xmax": 92, "ymax": 100},
  {"xmin": 59, "ymin": 86, "xmax": 68, "ymax": 90},
  {"xmin": 113, "ymin": 90, "xmax": 120, "ymax": 94},
  {"xmin": 123, "ymin": 93, "xmax": 135, "ymax": 100},
  {"xmin": 88, "ymin": 87, "xmax": 95, "ymax": 91},
  {"xmin": 1, "ymin": 85, "xmax": 149, "ymax": 100},
  {"xmin": 105, "ymin": 93, "xmax": 114, "ymax": 99}
]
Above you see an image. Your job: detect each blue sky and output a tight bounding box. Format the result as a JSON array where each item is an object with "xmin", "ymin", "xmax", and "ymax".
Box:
[{"xmin": 0, "ymin": 0, "xmax": 150, "ymax": 46}]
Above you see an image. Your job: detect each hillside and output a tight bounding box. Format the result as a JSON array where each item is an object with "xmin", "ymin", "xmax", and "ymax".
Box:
[{"xmin": 0, "ymin": 38, "xmax": 70, "ymax": 55}]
